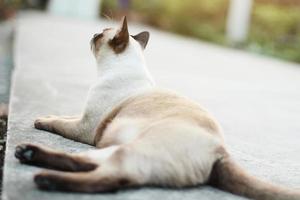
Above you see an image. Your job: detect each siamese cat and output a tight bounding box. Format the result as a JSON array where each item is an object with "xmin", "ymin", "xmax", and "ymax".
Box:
[{"xmin": 15, "ymin": 17, "xmax": 299, "ymax": 200}]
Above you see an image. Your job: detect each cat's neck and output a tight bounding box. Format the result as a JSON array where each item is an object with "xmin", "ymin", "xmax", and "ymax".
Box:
[{"xmin": 95, "ymin": 40, "xmax": 153, "ymax": 84}]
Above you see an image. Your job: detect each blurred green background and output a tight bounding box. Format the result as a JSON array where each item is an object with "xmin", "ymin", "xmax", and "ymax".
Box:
[
  {"xmin": 101, "ymin": 0, "xmax": 300, "ymax": 63},
  {"xmin": 1, "ymin": 0, "xmax": 300, "ymax": 63}
]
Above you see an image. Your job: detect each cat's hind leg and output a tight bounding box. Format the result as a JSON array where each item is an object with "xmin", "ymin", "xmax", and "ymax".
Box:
[
  {"xmin": 32, "ymin": 145, "xmax": 137, "ymax": 192},
  {"xmin": 15, "ymin": 143, "xmax": 98, "ymax": 172},
  {"xmin": 15, "ymin": 143, "xmax": 121, "ymax": 172},
  {"xmin": 16, "ymin": 143, "xmax": 144, "ymax": 192},
  {"xmin": 34, "ymin": 169, "xmax": 133, "ymax": 192}
]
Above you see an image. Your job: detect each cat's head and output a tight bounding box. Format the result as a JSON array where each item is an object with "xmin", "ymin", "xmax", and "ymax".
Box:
[{"xmin": 90, "ymin": 16, "xmax": 149, "ymax": 59}]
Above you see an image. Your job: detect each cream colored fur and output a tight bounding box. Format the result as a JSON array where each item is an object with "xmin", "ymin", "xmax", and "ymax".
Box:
[
  {"xmin": 34, "ymin": 18, "xmax": 224, "ymax": 186},
  {"xmin": 23, "ymin": 18, "xmax": 300, "ymax": 199},
  {"xmin": 35, "ymin": 24, "xmax": 154, "ymax": 145}
]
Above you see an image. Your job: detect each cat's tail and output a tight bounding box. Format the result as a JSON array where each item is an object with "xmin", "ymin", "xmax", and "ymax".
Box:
[{"xmin": 209, "ymin": 155, "xmax": 300, "ymax": 200}]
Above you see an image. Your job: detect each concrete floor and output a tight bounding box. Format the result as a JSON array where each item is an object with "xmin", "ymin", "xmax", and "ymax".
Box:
[
  {"xmin": 0, "ymin": 19, "xmax": 14, "ymax": 196},
  {"xmin": 2, "ymin": 12, "xmax": 300, "ymax": 200},
  {"xmin": 0, "ymin": 20, "xmax": 14, "ymax": 104}
]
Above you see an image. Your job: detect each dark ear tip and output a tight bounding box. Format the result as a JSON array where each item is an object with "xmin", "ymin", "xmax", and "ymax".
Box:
[
  {"xmin": 132, "ymin": 31, "xmax": 150, "ymax": 49},
  {"xmin": 138, "ymin": 31, "xmax": 150, "ymax": 39},
  {"xmin": 122, "ymin": 16, "xmax": 127, "ymax": 24},
  {"xmin": 143, "ymin": 31, "xmax": 150, "ymax": 42},
  {"xmin": 143, "ymin": 31, "xmax": 150, "ymax": 37}
]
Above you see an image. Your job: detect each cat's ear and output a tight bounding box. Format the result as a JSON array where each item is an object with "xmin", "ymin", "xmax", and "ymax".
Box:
[
  {"xmin": 132, "ymin": 31, "xmax": 150, "ymax": 49},
  {"xmin": 109, "ymin": 16, "xmax": 129, "ymax": 53}
]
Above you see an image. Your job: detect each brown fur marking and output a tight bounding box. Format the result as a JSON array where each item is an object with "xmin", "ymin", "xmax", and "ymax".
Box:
[
  {"xmin": 15, "ymin": 144, "xmax": 97, "ymax": 172},
  {"xmin": 94, "ymin": 89, "xmax": 223, "ymax": 147},
  {"xmin": 93, "ymin": 102, "xmax": 125, "ymax": 146},
  {"xmin": 93, "ymin": 33, "xmax": 104, "ymax": 51},
  {"xmin": 209, "ymin": 156, "xmax": 300, "ymax": 200},
  {"xmin": 34, "ymin": 170, "xmax": 133, "ymax": 192},
  {"xmin": 108, "ymin": 17, "xmax": 129, "ymax": 54}
]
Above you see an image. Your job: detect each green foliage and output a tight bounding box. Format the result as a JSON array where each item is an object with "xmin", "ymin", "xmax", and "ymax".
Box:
[
  {"xmin": 248, "ymin": 2, "xmax": 300, "ymax": 62},
  {"xmin": 133, "ymin": 0, "xmax": 229, "ymax": 44},
  {"xmin": 101, "ymin": 0, "xmax": 300, "ymax": 63},
  {"xmin": 102, "ymin": 0, "xmax": 228, "ymax": 44}
]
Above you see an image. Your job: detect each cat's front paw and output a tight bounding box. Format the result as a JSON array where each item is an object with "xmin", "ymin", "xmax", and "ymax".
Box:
[
  {"xmin": 34, "ymin": 118, "xmax": 48, "ymax": 130},
  {"xmin": 15, "ymin": 143, "xmax": 39, "ymax": 163},
  {"xmin": 34, "ymin": 116, "xmax": 56, "ymax": 132}
]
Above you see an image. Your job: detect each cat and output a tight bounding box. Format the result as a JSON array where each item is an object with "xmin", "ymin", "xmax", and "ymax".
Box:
[{"xmin": 15, "ymin": 17, "xmax": 300, "ymax": 200}]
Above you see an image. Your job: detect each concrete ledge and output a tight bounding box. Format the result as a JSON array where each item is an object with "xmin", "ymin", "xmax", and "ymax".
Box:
[
  {"xmin": 0, "ymin": 20, "xmax": 14, "ymax": 104},
  {"xmin": 2, "ymin": 12, "xmax": 300, "ymax": 200}
]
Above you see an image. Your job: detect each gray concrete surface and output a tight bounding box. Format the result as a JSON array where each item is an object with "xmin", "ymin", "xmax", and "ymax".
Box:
[
  {"xmin": 2, "ymin": 12, "xmax": 300, "ymax": 200},
  {"xmin": 0, "ymin": 20, "xmax": 14, "ymax": 104},
  {"xmin": 0, "ymin": 19, "xmax": 14, "ymax": 193}
]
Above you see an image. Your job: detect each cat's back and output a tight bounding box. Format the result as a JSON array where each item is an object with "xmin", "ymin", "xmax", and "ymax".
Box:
[
  {"xmin": 119, "ymin": 89, "xmax": 221, "ymax": 133},
  {"xmin": 95, "ymin": 88, "xmax": 223, "ymax": 147}
]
